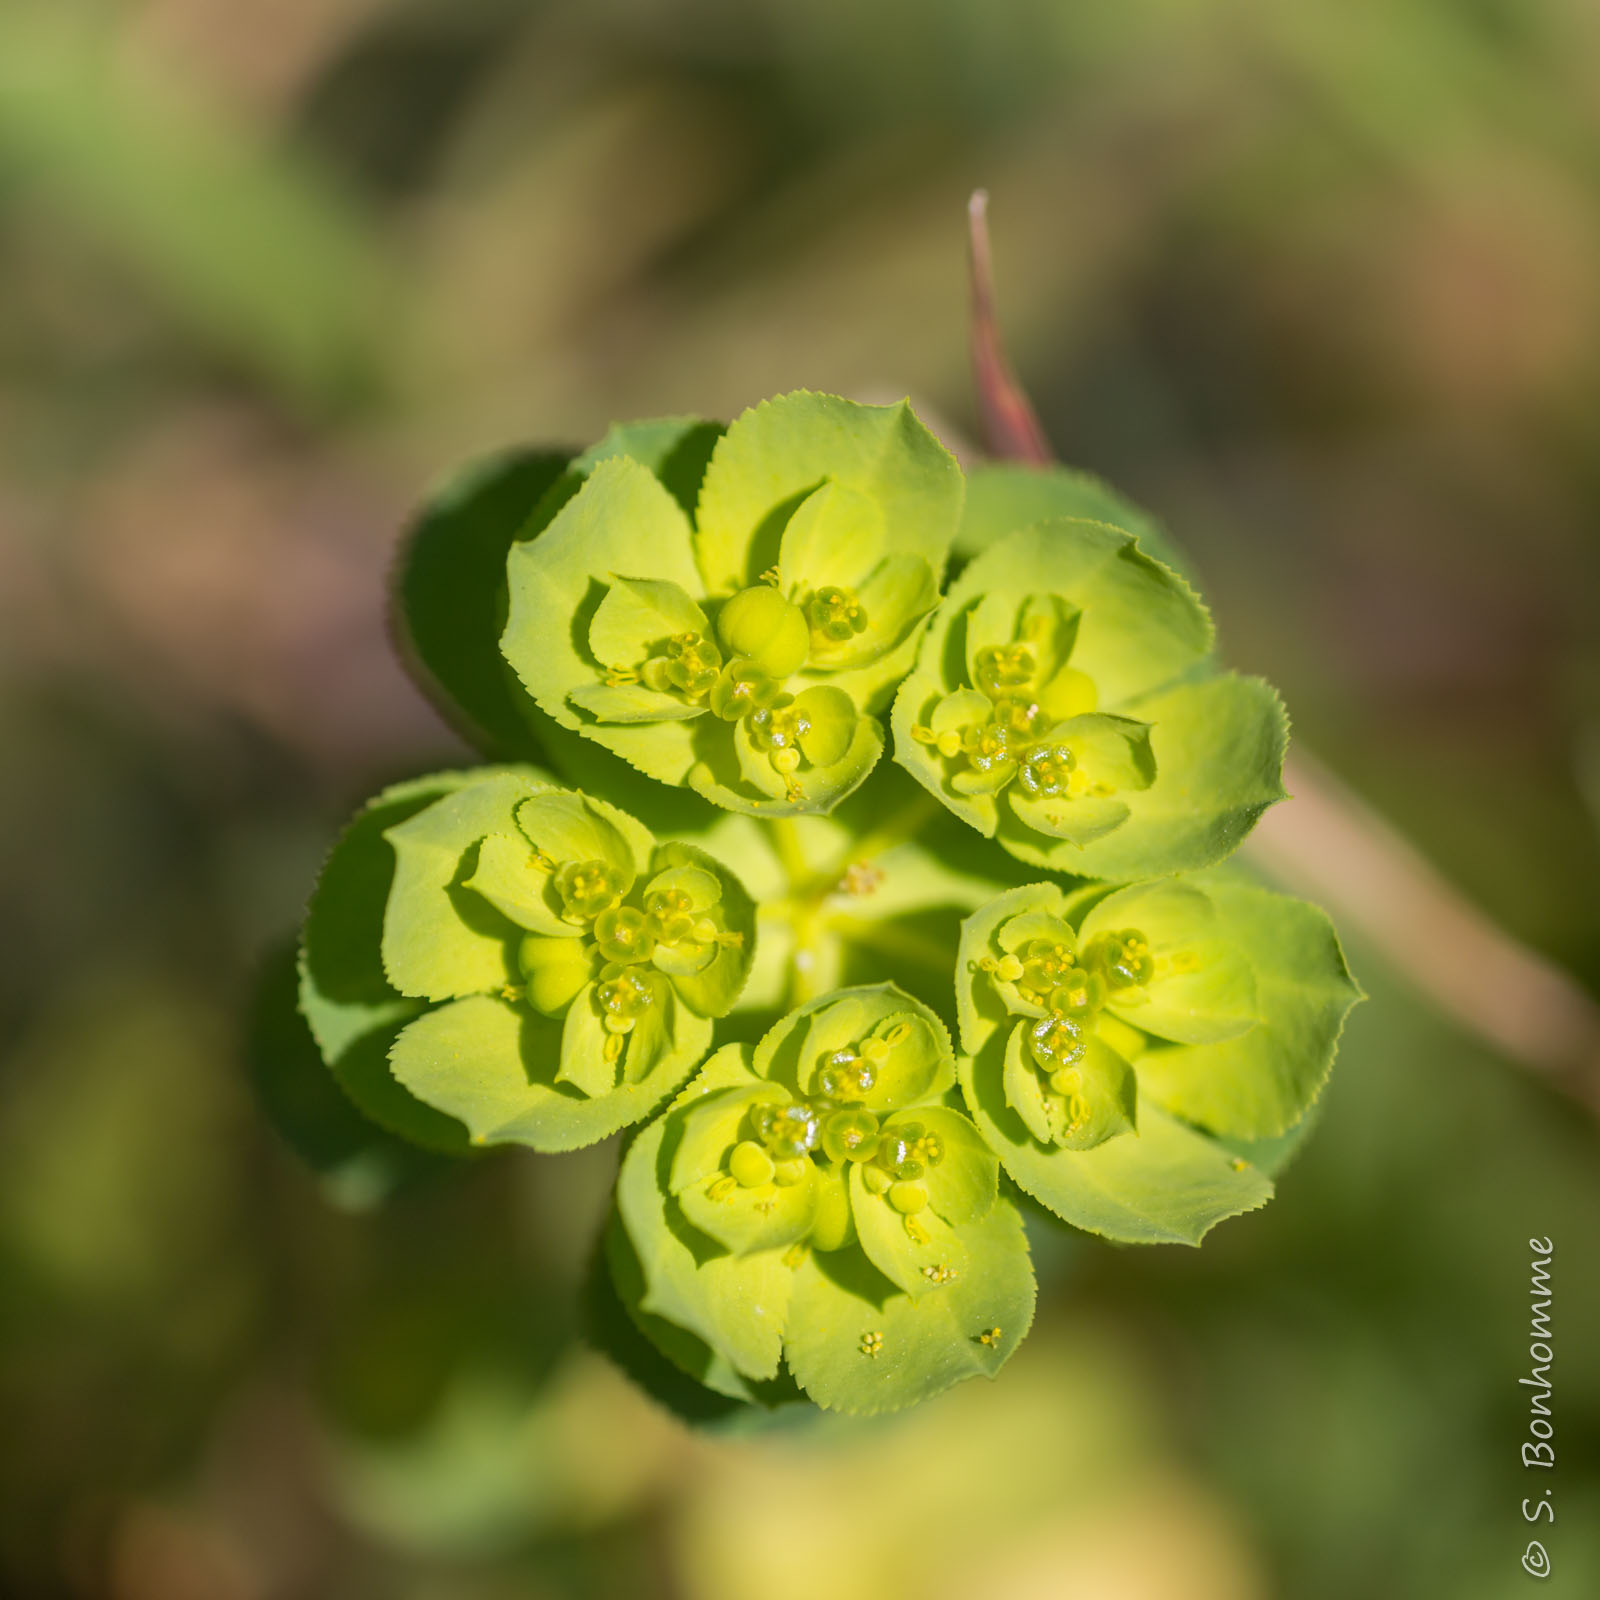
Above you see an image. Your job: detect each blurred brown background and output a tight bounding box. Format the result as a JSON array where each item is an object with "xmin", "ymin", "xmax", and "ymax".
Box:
[{"xmin": 1, "ymin": 2, "xmax": 1598, "ymax": 1597}]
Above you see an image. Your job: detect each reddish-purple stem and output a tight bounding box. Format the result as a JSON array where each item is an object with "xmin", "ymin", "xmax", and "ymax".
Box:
[{"xmin": 968, "ymin": 189, "xmax": 1053, "ymax": 466}]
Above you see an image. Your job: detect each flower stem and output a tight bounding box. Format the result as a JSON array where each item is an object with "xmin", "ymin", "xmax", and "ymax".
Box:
[
  {"xmin": 767, "ymin": 816, "xmax": 812, "ymax": 886},
  {"xmin": 825, "ymin": 912, "xmax": 955, "ymax": 979}
]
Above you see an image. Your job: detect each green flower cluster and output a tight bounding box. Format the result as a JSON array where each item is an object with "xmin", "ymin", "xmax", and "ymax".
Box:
[
  {"xmin": 610, "ymin": 987, "xmax": 1031, "ymax": 1414},
  {"xmin": 500, "ymin": 394, "xmax": 958, "ymax": 815},
  {"xmin": 298, "ymin": 769, "xmax": 754, "ymax": 1153},
  {"xmin": 282, "ymin": 389, "xmax": 1359, "ymax": 1418},
  {"xmin": 891, "ymin": 519, "xmax": 1288, "ymax": 878},
  {"xmin": 954, "ymin": 877, "xmax": 1355, "ymax": 1242}
]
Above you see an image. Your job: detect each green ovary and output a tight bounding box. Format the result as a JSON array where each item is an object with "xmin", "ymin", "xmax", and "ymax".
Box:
[
  {"xmin": 729, "ymin": 1139, "xmax": 776, "ymax": 1188},
  {"xmin": 717, "ymin": 585, "xmax": 810, "ymax": 678},
  {"xmin": 809, "ymin": 1178, "xmax": 855, "ymax": 1252}
]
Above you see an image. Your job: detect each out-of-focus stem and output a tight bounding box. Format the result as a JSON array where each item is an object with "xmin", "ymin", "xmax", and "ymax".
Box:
[
  {"xmin": 825, "ymin": 913, "xmax": 957, "ymax": 978},
  {"xmin": 968, "ymin": 190, "xmax": 1052, "ymax": 468},
  {"xmin": 833, "ymin": 792, "xmax": 942, "ymax": 880},
  {"xmin": 1246, "ymin": 754, "xmax": 1600, "ymax": 1116},
  {"xmin": 766, "ymin": 817, "xmax": 811, "ymax": 886}
]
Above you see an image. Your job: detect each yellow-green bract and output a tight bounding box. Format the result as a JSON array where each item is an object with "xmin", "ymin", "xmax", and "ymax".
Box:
[
  {"xmin": 274, "ymin": 387, "xmax": 1362, "ymax": 1424},
  {"xmin": 297, "ymin": 768, "xmax": 755, "ymax": 1153},
  {"xmin": 954, "ymin": 875, "xmax": 1362, "ymax": 1244},
  {"xmin": 611, "ymin": 985, "xmax": 1035, "ymax": 1415},
  {"xmin": 892, "ymin": 521, "xmax": 1290, "ymax": 878},
  {"xmin": 499, "ymin": 391, "xmax": 962, "ymax": 817}
]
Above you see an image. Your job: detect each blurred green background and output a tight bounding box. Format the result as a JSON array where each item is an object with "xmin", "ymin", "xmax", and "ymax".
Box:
[{"xmin": 2, "ymin": 1, "xmax": 1598, "ymax": 1595}]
